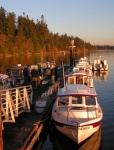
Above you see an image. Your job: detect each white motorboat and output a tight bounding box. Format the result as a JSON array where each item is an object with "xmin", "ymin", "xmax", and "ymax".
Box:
[
  {"xmin": 66, "ymin": 68, "xmax": 94, "ymax": 87},
  {"xmin": 92, "ymin": 56, "xmax": 108, "ymax": 71},
  {"xmin": 52, "ymin": 84, "xmax": 103, "ymax": 144},
  {"xmin": 75, "ymin": 57, "xmax": 92, "ymax": 70}
]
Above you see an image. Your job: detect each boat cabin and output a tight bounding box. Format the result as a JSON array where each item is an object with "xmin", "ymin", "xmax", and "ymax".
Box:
[
  {"xmin": 57, "ymin": 95, "xmax": 98, "ymax": 119},
  {"xmin": 0, "ymin": 74, "xmax": 11, "ymax": 89},
  {"xmin": 56, "ymin": 84, "xmax": 98, "ymax": 118},
  {"xmin": 6, "ymin": 64, "xmax": 25, "ymax": 86},
  {"xmin": 58, "ymin": 95, "xmax": 97, "ymax": 106},
  {"xmin": 66, "ymin": 69, "xmax": 93, "ymax": 87}
]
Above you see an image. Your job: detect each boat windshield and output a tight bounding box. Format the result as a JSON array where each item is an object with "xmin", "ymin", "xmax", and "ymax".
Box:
[
  {"xmin": 85, "ymin": 96, "xmax": 96, "ymax": 105},
  {"xmin": 72, "ymin": 96, "xmax": 82, "ymax": 104},
  {"xmin": 68, "ymin": 77, "xmax": 75, "ymax": 84},
  {"xmin": 58, "ymin": 96, "xmax": 69, "ymax": 105}
]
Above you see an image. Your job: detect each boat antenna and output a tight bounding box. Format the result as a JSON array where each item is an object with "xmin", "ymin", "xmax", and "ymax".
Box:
[
  {"xmin": 84, "ymin": 40, "xmax": 85, "ymax": 57},
  {"xmin": 69, "ymin": 39, "xmax": 76, "ymax": 67}
]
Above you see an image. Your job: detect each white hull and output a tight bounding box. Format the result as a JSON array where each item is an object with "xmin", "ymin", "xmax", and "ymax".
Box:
[
  {"xmin": 53, "ymin": 119, "xmax": 101, "ymax": 144},
  {"xmin": 55, "ymin": 122, "xmax": 100, "ymax": 144},
  {"xmin": 51, "ymin": 126, "xmax": 102, "ymax": 150}
]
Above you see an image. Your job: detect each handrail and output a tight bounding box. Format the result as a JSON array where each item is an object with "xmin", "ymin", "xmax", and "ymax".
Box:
[
  {"xmin": 58, "ymin": 104, "xmax": 98, "ymax": 123},
  {"xmin": 0, "ymin": 85, "xmax": 32, "ymax": 129}
]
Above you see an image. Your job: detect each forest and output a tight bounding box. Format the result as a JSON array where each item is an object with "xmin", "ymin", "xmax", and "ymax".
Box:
[{"xmin": 0, "ymin": 6, "xmax": 113, "ymax": 56}]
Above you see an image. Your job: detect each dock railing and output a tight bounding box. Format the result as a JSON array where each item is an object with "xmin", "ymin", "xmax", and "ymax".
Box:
[{"xmin": 0, "ymin": 85, "xmax": 32, "ymax": 129}]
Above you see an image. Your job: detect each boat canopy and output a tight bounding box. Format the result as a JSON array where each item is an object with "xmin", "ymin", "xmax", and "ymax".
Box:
[{"xmin": 58, "ymin": 84, "xmax": 97, "ymax": 97}]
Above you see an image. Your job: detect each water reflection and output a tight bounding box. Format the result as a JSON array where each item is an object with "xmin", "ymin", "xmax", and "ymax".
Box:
[
  {"xmin": 0, "ymin": 52, "xmax": 84, "ymax": 74},
  {"xmin": 93, "ymin": 71, "xmax": 108, "ymax": 82},
  {"xmin": 0, "ymin": 53, "xmax": 68, "ymax": 73},
  {"xmin": 48, "ymin": 126, "xmax": 102, "ymax": 150},
  {"xmin": 0, "ymin": 55, "xmax": 42, "ymax": 73}
]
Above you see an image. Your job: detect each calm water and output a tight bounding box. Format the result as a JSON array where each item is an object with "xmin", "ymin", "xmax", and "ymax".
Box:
[{"xmin": 1, "ymin": 50, "xmax": 114, "ymax": 150}]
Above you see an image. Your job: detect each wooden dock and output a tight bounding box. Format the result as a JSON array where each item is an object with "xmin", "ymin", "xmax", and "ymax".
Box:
[{"xmin": 1, "ymin": 81, "xmax": 59, "ymax": 150}]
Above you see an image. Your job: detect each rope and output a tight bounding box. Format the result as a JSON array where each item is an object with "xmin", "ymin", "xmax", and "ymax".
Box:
[
  {"xmin": 40, "ymin": 115, "xmax": 52, "ymax": 123},
  {"xmin": 33, "ymin": 115, "xmax": 52, "ymax": 141}
]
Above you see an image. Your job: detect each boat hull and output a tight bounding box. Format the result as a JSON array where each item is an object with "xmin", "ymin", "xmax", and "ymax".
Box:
[{"xmin": 53, "ymin": 119, "xmax": 102, "ymax": 144}]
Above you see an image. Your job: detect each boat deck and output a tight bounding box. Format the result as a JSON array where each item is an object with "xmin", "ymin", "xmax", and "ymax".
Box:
[{"xmin": 3, "ymin": 111, "xmax": 41, "ymax": 150}]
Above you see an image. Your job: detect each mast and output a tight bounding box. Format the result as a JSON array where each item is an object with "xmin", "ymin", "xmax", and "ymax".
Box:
[
  {"xmin": 69, "ymin": 39, "xmax": 76, "ymax": 67},
  {"xmin": 84, "ymin": 40, "xmax": 85, "ymax": 57},
  {"xmin": 61, "ymin": 61, "xmax": 66, "ymax": 91}
]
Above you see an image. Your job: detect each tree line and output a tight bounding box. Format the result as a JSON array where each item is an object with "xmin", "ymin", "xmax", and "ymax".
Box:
[{"xmin": 0, "ymin": 7, "xmax": 113, "ymax": 55}]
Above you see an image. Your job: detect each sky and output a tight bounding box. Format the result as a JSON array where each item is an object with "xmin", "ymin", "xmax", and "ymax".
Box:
[{"xmin": 0, "ymin": 0, "xmax": 114, "ymax": 46}]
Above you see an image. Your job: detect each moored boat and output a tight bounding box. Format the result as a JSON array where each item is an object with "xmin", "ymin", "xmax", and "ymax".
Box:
[
  {"xmin": 92, "ymin": 56, "xmax": 108, "ymax": 71},
  {"xmin": 75, "ymin": 57, "xmax": 92, "ymax": 70},
  {"xmin": 52, "ymin": 84, "xmax": 103, "ymax": 144}
]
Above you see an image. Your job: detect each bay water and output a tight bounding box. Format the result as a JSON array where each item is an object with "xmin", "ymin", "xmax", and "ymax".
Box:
[{"xmin": 1, "ymin": 50, "xmax": 114, "ymax": 150}]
